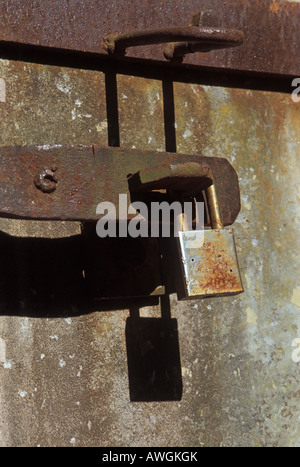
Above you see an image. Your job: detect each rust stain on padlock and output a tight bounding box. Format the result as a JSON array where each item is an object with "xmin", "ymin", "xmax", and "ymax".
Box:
[
  {"xmin": 197, "ymin": 232, "xmax": 243, "ymax": 295},
  {"xmin": 177, "ymin": 229, "xmax": 243, "ymax": 299}
]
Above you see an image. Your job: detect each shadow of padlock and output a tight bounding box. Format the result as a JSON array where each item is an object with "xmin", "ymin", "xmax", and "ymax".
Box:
[{"xmin": 125, "ymin": 298, "xmax": 182, "ymax": 402}]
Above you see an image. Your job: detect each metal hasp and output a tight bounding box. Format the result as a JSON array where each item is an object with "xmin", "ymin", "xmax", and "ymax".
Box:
[
  {"xmin": 0, "ymin": 146, "xmax": 242, "ymax": 300},
  {"xmin": 0, "ymin": 145, "xmax": 241, "ymax": 224},
  {"xmin": 128, "ymin": 162, "xmax": 243, "ymax": 300}
]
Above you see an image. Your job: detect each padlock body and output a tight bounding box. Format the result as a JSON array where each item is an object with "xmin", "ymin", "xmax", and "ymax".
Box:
[{"xmin": 176, "ymin": 229, "xmax": 243, "ymax": 300}]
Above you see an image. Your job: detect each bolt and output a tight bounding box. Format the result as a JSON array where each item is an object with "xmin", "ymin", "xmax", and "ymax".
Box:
[
  {"xmin": 34, "ymin": 166, "xmax": 58, "ymax": 193},
  {"xmin": 191, "ymin": 10, "xmax": 220, "ymax": 27}
]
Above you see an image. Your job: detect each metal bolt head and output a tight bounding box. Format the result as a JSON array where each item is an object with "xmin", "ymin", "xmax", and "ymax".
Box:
[
  {"xmin": 34, "ymin": 166, "xmax": 58, "ymax": 193},
  {"xmin": 191, "ymin": 10, "xmax": 220, "ymax": 27}
]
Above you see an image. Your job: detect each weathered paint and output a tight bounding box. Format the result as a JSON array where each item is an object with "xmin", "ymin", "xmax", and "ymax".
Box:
[
  {"xmin": 0, "ymin": 60, "xmax": 107, "ymax": 147},
  {"xmin": 0, "ymin": 56, "xmax": 299, "ymax": 447}
]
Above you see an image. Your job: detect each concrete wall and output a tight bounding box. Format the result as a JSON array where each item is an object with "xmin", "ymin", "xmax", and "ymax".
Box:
[{"xmin": 0, "ymin": 58, "xmax": 299, "ymax": 447}]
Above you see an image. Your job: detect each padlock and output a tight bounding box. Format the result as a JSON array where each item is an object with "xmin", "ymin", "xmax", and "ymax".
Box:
[
  {"xmin": 128, "ymin": 161, "xmax": 243, "ymax": 301},
  {"xmin": 174, "ymin": 181, "xmax": 243, "ymax": 300}
]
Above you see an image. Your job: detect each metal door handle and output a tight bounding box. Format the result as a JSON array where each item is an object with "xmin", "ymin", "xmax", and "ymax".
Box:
[{"xmin": 103, "ymin": 26, "xmax": 244, "ymax": 58}]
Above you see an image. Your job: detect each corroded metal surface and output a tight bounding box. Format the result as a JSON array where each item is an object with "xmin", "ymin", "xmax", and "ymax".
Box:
[
  {"xmin": 0, "ymin": 145, "xmax": 240, "ymax": 224},
  {"xmin": 128, "ymin": 162, "xmax": 214, "ymax": 194},
  {"xmin": 0, "ymin": 0, "xmax": 299, "ymax": 76},
  {"xmin": 0, "ymin": 53, "xmax": 299, "ymax": 448},
  {"xmin": 176, "ymin": 229, "xmax": 243, "ymax": 299}
]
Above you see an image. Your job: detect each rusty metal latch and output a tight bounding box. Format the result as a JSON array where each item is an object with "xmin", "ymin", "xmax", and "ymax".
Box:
[
  {"xmin": 0, "ymin": 145, "xmax": 242, "ymax": 300},
  {"xmin": 0, "ymin": 145, "xmax": 241, "ymax": 223}
]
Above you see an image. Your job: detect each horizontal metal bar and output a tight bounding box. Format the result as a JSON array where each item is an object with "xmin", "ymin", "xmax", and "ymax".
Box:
[
  {"xmin": 0, "ymin": 145, "xmax": 240, "ymax": 224},
  {"xmin": 0, "ymin": 0, "xmax": 298, "ymax": 76}
]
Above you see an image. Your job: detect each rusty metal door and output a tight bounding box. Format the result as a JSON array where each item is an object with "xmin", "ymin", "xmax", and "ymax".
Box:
[{"xmin": 0, "ymin": 0, "xmax": 299, "ymax": 447}]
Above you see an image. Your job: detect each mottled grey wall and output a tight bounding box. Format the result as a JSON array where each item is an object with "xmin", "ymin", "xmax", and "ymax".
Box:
[{"xmin": 0, "ymin": 59, "xmax": 299, "ymax": 447}]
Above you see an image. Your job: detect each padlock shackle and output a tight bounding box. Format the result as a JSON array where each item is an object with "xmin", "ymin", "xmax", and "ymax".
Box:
[
  {"xmin": 128, "ymin": 161, "xmax": 224, "ymax": 230},
  {"xmin": 176, "ymin": 185, "xmax": 223, "ymax": 232},
  {"xmin": 206, "ymin": 184, "xmax": 223, "ymax": 230}
]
